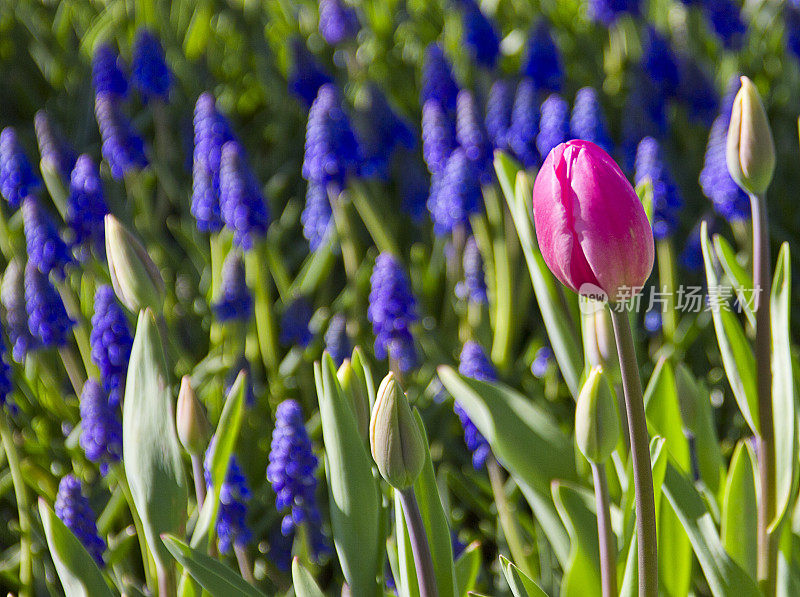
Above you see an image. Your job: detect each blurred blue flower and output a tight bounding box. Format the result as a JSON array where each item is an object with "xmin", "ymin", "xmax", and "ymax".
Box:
[
  {"xmin": 213, "ymin": 253, "xmax": 252, "ymax": 323},
  {"xmin": 422, "ymin": 99, "xmax": 457, "ymax": 175},
  {"xmin": 635, "ymin": 137, "xmax": 682, "ymax": 239},
  {"xmin": 267, "ymin": 400, "xmax": 328, "ymax": 560},
  {"xmin": 318, "ymin": 0, "xmax": 360, "ymax": 45},
  {"xmin": 523, "ymin": 22, "xmax": 563, "ymax": 92},
  {"xmin": 204, "ymin": 446, "xmax": 252, "ymax": 554},
  {"xmin": 90, "ymin": 285, "xmax": 133, "ymax": 409},
  {"xmin": 644, "ymin": 310, "xmax": 662, "ymax": 334},
  {"xmin": 357, "ymin": 85, "xmax": 416, "ymax": 179},
  {"xmin": 485, "ymin": 79, "xmax": 514, "ymax": 152},
  {"xmin": 676, "ymin": 59, "xmax": 718, "ymax": 125},
  {"xmin": 396, "ymin": 155, "xmax": 430, "ymax": 223},
  {"xmin": 368, "ymin": 253, "xmax": 418, "ymax": 372},
  {"xmin": 588, "ymin": 0, "xmax": 640, "ymax": 25},
  {"xmin": 131, "ymin": 29, "xmax": 172, "ymax": 102},
  {"xmin": 303, "ymin": 84, "xmax": 361, "ymax": 188},
  {"xmin": 67, "ymin": 155, "xmax": 108, "ymax": 257},
  {"xmin": 788, "ymin": 5, "xmax": 800, "ymax": 59},
  {"xmin": 679, "ymin": 219, "xmax": 711, "ymax": 272},
  {"xmin": 507, "ymin": 78, "xmax": 540, "ymax": 168},
  {"xmin": 704, "ymin": 0, "xmax": 746, "ymax": 48},
  {"xmin": 457, "ymin": 235, "xmax": 487, "ymax": 304},
  {"xmin": 456, "ymin": 90, "xmax": 493, "ymax": 182},
  {"xmin": 457, "ymin": 341, "xmax": 494, "ymax": 469},
  {"xmin": 94, "ymin": 95, "xmax": 148, "ymax": 180},
  {"xmin": 219, "ymin": 141, "xmax": 270, "ymax": 250},
  {"xmin": 536, "ymin": 93, "xmax": 570, "ymax": 160},
  {"xmin": 22, "ymin": 196, "xmax": 73, "ymax": 279},
  {"xmin": 55, "ymin": 475, "xmax": 106, "ymax": 565},
  {"xmin": 531, "ymin": 346, "xmax": 553, "ymax": 378},
  {"xmin": 0, "ymin": 127, "xmax": 41, "ymax": 210},
  {"xmin": 325, "ymin": 313, "xmax": 350, "ymax": 366},
  {"xmin": 34, "ymin": 111, "xmax": 76, "ymax": 180},
  {"xmin": 2, "ymin": 260, "xmax": 38, "ymax": 361},
  {"xmin": 79, "ymin": 380, "xmax": 122, "ymax": 475},
  {"xmin": 192, "ymin": 92, "xmax": 235, "ymax": 233},
  {"xmin": 428, "ymin": 148, "xmax": 482, "ymax": 236},
  {"xmin": 421, "ymin": 43, "xmax": 460, "ymax": 111},
  {"xmin": 0, "ymin": 338, "xmax": 12, "ymax": 409},
  {"xmin": 301, "ymin": 182, "xmax": 333, "ymax": 251},
  {"xmin": 92, "ymin": 44, "xmax": 128, "ymax": 98},
  {"xmin": 289, "ymin": 38, "xmax": 334, "ymax": 107},
  {"xmin": 570, "ymin": 87, "xmax": 613, "ymax": 153},
  {"xmin": 280, "ymin": 297, "xmax": 313, "ymax": 348},
  {"xmin": 642, "ymin": 27, "xmax": 680, "ymax": 94},
  {"xmin": 622, "ymin": 74, "xmax": 668, "ymax": 168},
  {"xmin": 460, "ymin": 0, "xmax": 501, "ymax": 68}
]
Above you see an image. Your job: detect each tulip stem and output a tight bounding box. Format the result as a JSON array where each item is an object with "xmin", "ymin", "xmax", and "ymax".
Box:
[
  {"xmin": 191, "ymin": 455, "xmax": 206, "ymax": 509},
  {"xmin": 751, "ymin": 191, "xmax": 776, "ymax": 594},
  {"xmin": 609, "ymin": 308, "xmax": 657, "ymax": 597},
  {"xmin": 398, "ymin": 488, "xmax": 438, "ymax": 597},
  {"xmin": 655, "ymin": 238, "xmax": 677, "ymax": 341},
  {"xmin": 591, "ymin": 462, "xmax": 617, "ymax": 597},
  {"xmin": 329, "ymin": 187, "xmax": 361, "ymax": 281},
  {"xmin": 0, "ymin": 415, "xmax": 32, "ymax": 597},
  {"xmin": 234, "ymin": 544, "xmax": 255, "ymax": 584}
]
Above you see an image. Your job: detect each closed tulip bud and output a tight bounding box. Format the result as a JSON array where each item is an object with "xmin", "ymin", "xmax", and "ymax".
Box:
[
  {"xmin": 726, "ymin": 76, "xmax": 775, "ymax": 195},
  {"xmin": 369, "ymin": 373, "xmax": 425, "ymax": 489},
  {"xmin": 575, "ymin": 366, "xmax": 619, "ymax": 464},
  {"xmin": 337, "ymin": 359, "xmax": 370, "ymax": 442},
  {"xmin": 532, "ymin": 140, "xmax": 654, "ymax": 303},
  {"xmin": 104, "ymin": 214, "xmax": 165, "ymax": 312},
  {"xmin": 176, "ymin": 376, "xmax": 211, "ymax": 455}
]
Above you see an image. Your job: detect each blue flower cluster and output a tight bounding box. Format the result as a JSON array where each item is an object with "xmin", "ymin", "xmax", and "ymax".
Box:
[
  {"xmin": 456, "ymin": 341, "xmax": 494, "ymax": 469},
  {"xmin": 131, "ymin": 29, "xmax": 172, "ymax": 102},
  {"xmin": 213, "ymin": 253, "xmax": 252, "ymax": 323},
  {"xmin": 1, "ymin": 260, "xmax": 38, "ymax": 361},
  {"xmin": 456, "ymin": 90, "xmax": 492, "ymax": 182},
  {"xmin": 204, "ymin": 444, "xmax": 252, "ymax": 554},
  {"xmin": 90, "ymin": 285, "xmax": 133, "ymax": 408},
  {"xmin": 507, "ymin": 78, "xmax": 541, "ymax": 168},
  {"xmin": 92, "ymin": 44, "xmax": 128, "ymax": 98},
  {"xmin": 219, "ymin": 141, "xmax": 270, "ymax": 250},
  {"xmin": 301, "ymin": 182, "xmax": 333, "ymax": 251},
  {"xmin": 34, "ymin": 111, "xmax": 76, "ymax": 180},
  {"xmin": 289, "ymin": 39, "xmax": 333, "ymax": 107},
  {"xmin": 319, "ymin": 0, "xmax": 360, "ymax": 45},
  {"xmin": 422, "ymin": 99, "xmax": 457, "ymax": 175},
  {"xmin": 531, "ymin": 346, "xmax": 553, "ymax": 378},
  {"xmin": 54, "ymin": 474, "xmax": 106, "ymax": 565},
  {"xmin": 570, "ymin": 87, "xmax": 613, "ymax": 153},
  {"xmin": 22, "ymin": 196, "xmax": 73, "ymax": 279},
  {"xmin": 458, "ymin": 235, "xmax": 487, "ymax": 304},
  {"xmin": 634, "ymin": 136, "xmax": 683, "ymax": 239},
  {"xmin": 421, "ymin": 43, "xmax": 459, "ymax": 112},
  {"xmin": 459, "ymin": 0, "xmax": 500, "ymax": 68},
  {"xmin": 325, "ymin": 313, "xmax": 350, "ymax": 366},
  {"xmin": 588, "ymin": 0, "xmax": 640, "ymax": 25},
  {"xmin": 524, "ymin": 22, "xmax": 563, "ymax": 92},
  {"xmin": 485, "ymin": 80, "xmax": 514, "ymax": 153},
  {"xmin": 79, "ymin": 380, "xmax": 122, "ymax": 475},
  {"xmin": 280, "ymin": 297, "xmax": 313, "ymax": 348},
  {"xmin": 0, "ymin": 127, "xmax": 41, "ymax": 210},
  {"xmin": 357, "ymin": 85, "xmax": 416, "ymax": 180},
  {"xmin": 0, "ymin": 340, "xmax": 13, "ymax": 409},
  {"xmin": 94, "ymin": 94, "xmax": 147, "ymax": 180},
  {"xmin": 536, "ymin": 93, "xmax": 570, "ymax": 160},
  {"xmin": 24, "ymin": 262, "xmax": 73, "ymax": 348},
  {"xmin": 67, "ymin": 155, "xmax": 108, "ymax": 257}
]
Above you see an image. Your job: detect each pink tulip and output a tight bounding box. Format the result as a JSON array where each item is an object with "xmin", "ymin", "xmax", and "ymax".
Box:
[{"xmin": 532, "ymin": 139, "xmax": 654, "ymax": 301}]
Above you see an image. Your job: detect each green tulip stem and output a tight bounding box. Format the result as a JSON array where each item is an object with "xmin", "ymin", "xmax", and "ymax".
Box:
[
  {"xmin": 487, "ymin": 454, "xmax": 536, "ymax": 579},
  {"xmin": 655, "ymin": 238, "xmax": 677, "ymax": 341},
  {"xmin": 591, "ymin": 462, "xmax": 617, "ymax": 597},
  {"xmin": 0, "ymin": 415, "xmax": 32, "ymax": 597},
  {"xmin": 234, "ymin": 544, "xmax": 255, "ymax": 584},
  {"xmin": 329, "ymin": 186, "xmax": 361, "ymax": 281},
  {"xmin": 58, "ymin": 345, "xmax": 86, "ymax": 397},
  {"xmin": 247, "ymin": 243, "xmax": 279, "ymax": 374},
  {"xmin": 191, "ymin": 454, "xmax": 206, "ymax": 509},
  {"xmin": 750, "ymin": 191, "xmax": 776, "ymax": 593},
  {"xmin": 398, "ymin": 487, "xmax": 438, "ymax": 597},
  {"xmin": 609, "ymin": 308, "xmax": 657, "ymax": 597}
]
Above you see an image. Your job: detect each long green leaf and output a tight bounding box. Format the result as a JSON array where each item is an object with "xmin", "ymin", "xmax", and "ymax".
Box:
[
  {"xmin": 455, "ymin": 541, "xmax": 481, "ymax": 597},
  {"xmin": 292, "ymin": 558, "xmax": 325, "ymax": 597},
  {"xmin": 500, "ymin": 555, "xmax": 548, "ymax": 597},
  {"xmin": 552, "ymin": 482, "xmax": 601, "ymax": 597},
  {"xmin": 437, "ymin": 366, "xmax": 576, "ymax": 566},
  {"xmin": 713, "ymin": 235, "xmax": 755, "ymax": 326},
  {"xmin": 721, "ymin": 440, "xmax": 758, "ymax": 579},
  {"xmin": 38, "ymin": 499, "xmax": 114, "ymax": 597},
  {"xmin": 162, "ymin": 535, "xmax": 264, "ymax": 597},
  {"xmin": 123, "ymin": 309, "xmax": 188, "ymax": 569}
]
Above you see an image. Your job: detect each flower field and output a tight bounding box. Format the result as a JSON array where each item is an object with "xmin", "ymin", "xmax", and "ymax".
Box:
[{"xmin": 1, "ymin": 0, "xmax": 800, "ymax": 595}]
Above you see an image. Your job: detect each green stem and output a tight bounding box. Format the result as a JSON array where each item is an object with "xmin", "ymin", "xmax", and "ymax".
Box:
[
  {"xmin": 655, "ymin": 238, "xmax": 677, "ymax": 341},
  {"xmin": 485, "ymin": 186, "xmax": 513, "ymax": 368},
  {"xmin": 350, "ymin": 181, "xmax": 399, "ymax": 255},
  {"xmin": 592, "ymin": 463, "xmax": 617, "ymax": 597},
  {"xmin": 398, "ymin": 488, "xmax": 438, "ymax": 597},
  {"xmin": 58, "ymin": 345, "xmax": 86, "ymax": 397},
  {"xmin": 751, "ymin": 192, "xmax": 776, "ymax": 595},
  {"xmin": 487, "ymin": 455, "xmax": 536, "ymax": 579},
  {"xmin": 157, "ymin": 563, "xmax": 176, "ymax": 597},
  {"xmin": 330, "ymin": 189, "xmax": 361, "ymax": 280},
  {"xmin": 247, "ymin": 242, "xmax": 279, "ymax": 374},
  {"xmin": 0, "ymin": 416, "xmax": 32, "ymax": 597},
  {"xmin": 234, "ymin": 544, "xmax": 255, "ymax": 584},
  {"xmin": 191, "ymin": 455, "xmax": 206, "ymax": 510},
  {"xmin": 609, "ymin": 308, "xmax": 657, "ymax": 597}
]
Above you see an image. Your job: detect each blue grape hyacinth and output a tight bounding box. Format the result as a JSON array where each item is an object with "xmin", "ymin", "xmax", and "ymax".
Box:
[
  {"xmin": 422, "ymin": 99, "xmax": 457, "ymax": 175},
  {"xmin": 34, "ymin": 111, "xmax": 76, "ymax": 180},
  {"xmin": 303, "ymin": 84, "xmax": 361, "ymax": 188},
  {"xmin": 537, "ymin": 93, "xmax": 570, "ymax": 160},
  {"xmin": 622, "ymin": 73, "xmax": 669, "ymax": 168},
  {"xmin": 397, "ymin": 156, "xmax": 430, "ymax": 223},
  {"xmin": 55, "ymin": 475, "xmax": 106, "ymax": 565},
  {"xmin": 67, "ymin": 155, "xmax": 108, "ymax": 256},
  {"xmin": 325, "ymin": 313, "xmax": 350, "ymax": 366},
  {"xmin": 428, "ymin": 148, "xmax": 482, "ymax": 236},
  {"xmin": 458, "ymin": 235, "xmax": 487, "ymax": 304},
  {"xmin": 357, "ymin": 85, "xmax": 416, "ymax": 179},
  {"xmin": 22, "ymin": 196, "xmax": 73, "ymax": 279},
  {"xmin": 677, "ymin": 59, "xmax": 718, "ymax": 126},
  {"xmin": 507, "ymin": 78, "xmax": 540, "ymax": 168},
  {"xmin": 524, "ymin": 22, "xmax": 563, "ymax": 92},
  {"xmin": 302, "ymin": 182, "xmax": 333, "ymax": 251},
  {"xmin": 94, "ymin": 95, "xmax": 147, "ymax": 179},
  {"xmin": 267, "ymin": 400, "xmax": 328, "ymax": 560},
  {"xmin": 213, "ymin": 253, "xmax": 252, "ymax": 323},
  {"xmin": 289, "ymin": 38, "xmax": 334, "ymax": 107},
  {"xmin": 204, "ymin": 446, "xmax": 252, "ymax": 554},
  {"xmin": 90, "ymin": 285, "xmax": 133, "ymax": 408},
  {"xmin": 0, "ymin": 340, "xmax": 12, "ymax": 409},
  {"xmin": 131, "ymin": 29, "xmax": 172, "ymax": 102},
  {"xmin": 635, "ymin": 137, "xmax": 682, "ymax": 239},
  {"xmin": 79, "ymin": 380, "xmax": 122, "ymax": 474},
  {"xmin": 456, "ymin": 90, "xmax": 493, "ymax": 182},
  {"xmin": 705, "ymin": 0, "xmax": 746, "ymax": 48},
  {"xmin": 485, "ymin": 80, "xmax": 514, "ymax": 152},
  {"xmin": 531, "ymin": 345, "xmax": 553, "ymax": 378},
  {"xmin": 368, "ymin": 253, "xmax": 418, "ymax": 372},
  {"xmin": 588, "ymin": 0, "xmax": 640, "ymax": 24},
  {"xmin": 280, "ymin": 297, "xmax": 313, "ymax": 348},
  {"xmin": 570, "ymin": 87, "xmax": 612, "ymax": 153},
  {"xmin": 0, "ymin": 127, "xmax": 41, "ymax": 210},
  {"xmin": 2, "ymin": 260, "xmax": 38, "ymax": 361},
  {"xmin": 460, "ymin": 0, "xmax": 501, "ymax": 68},
  {"xmin": 421, "ymin": 43, "xmax": 460, "ymax": 111},
  {"xmin": 192, "ymin": 92, "xmax": 235, "ymax": 233},
  {"xmin": 787, "ymin": 4, "xmax": 800, "ymax": 60},
  {"xmin": 92, "ymin": 44, "xmax": 128, "ymax": 98},
  {"xmin": 457, "ymin": 341, "xmax": 494, "ymax": 469},
  {"xmin": 642, "ymin": 27, "xmax": 680, "ymax": 95},
  {"xmin": 319, "ymin": 0, "xmax": 359, "ymax": 45},
  {"xmin": 219, "ymin": 141, "xmax": 270, "ymax": 250}
]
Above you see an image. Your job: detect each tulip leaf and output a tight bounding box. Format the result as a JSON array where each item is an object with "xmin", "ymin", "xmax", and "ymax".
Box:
[
  {"xmin": 713, "ymin": 235, "xmax": 755, "ymax": 327},
  {"xmin": 770, "ymin": 243, "xmax": 796, "ymax": 530},
  {"xmin": 494, "ymin": 152, "xmax": 582, "ymax": 396},
  {"xmin": 292, "ymin": 558, "xmax": 325, "ymax": 597},
  {"xmin": 38, "ymin": 499, "xmax": 115, "ymax": 597},
  {"xmin": 162, "ymin": 535, "xmax": 264, "ymax": 597},
  {"xmin": 700, "ymin": 223, "xmax": 759, "ymax": 435},
  {"xmin": 499, "ymin": 555, "xmax": 548, "ymax": 597},
  {"xmin": 437, "ymin": 366, "xmax": 576, "ymax": 566},
  {"xmin": 552, "ymin": 481, "xmax": 601, "ymax": 597},
  {"xmin": 315, "ymin": 355, "xmax": 382, "ymax": 597},
  {"xmin": 721, "ymin": 440, "xmax": 758, "ymax": 579},
  {"xmin": 190, "ymin": 370, "xmax": 247, "ymax": 549},
  {"xmin": 455, "ymin": 541, "xmax": 481, "ymax": 597},
  {"xmin": 123, "ymin": 309, "xmax": 188, "ymax": 570},
  {"xmin": 643, "ymin": 358, "xmax": 690, "ymax": 473},
  {"xmin": 351, "ymin": 346, "xmax": 377, "ymax": 410},
  {"xmin": 662, "ymin": 460, "xmax": 760, "ymax": 596}
]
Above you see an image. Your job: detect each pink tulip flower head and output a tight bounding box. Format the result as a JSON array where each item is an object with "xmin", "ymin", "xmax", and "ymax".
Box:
[{"xmin": 532, "ymin": 139, "xmax": 654, "ymax": 303}]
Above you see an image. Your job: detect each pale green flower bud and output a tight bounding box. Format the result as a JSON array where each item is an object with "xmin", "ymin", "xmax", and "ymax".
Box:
[
  {"xmin": 575, "ymin": 366, "xmax": 619, "ymax": 464},
  {"xmin": 337, "ymin": 359, "xmax": 370, "ymax": 442},
  {"xmin": 369, "ymin": 373, "xmax": 425, "ymax": 489},
  {"xmin": 105, "ymin": 214, "xmax": 165, "ymax": 313},
  {"xmin": 726, "ymin": 76, "xmax": 775, "ymax": 195},
  {"xmin": 176, "ymin": 376, "xmax": 211, "ymax": 456}
]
